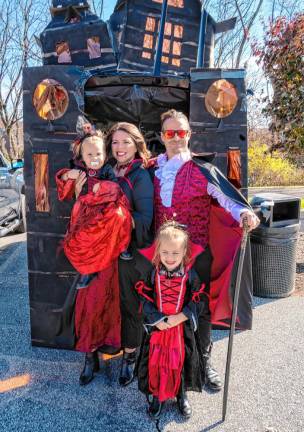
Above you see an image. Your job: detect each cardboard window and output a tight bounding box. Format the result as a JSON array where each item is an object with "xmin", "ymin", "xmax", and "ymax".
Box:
[
  {"xmin": 162, "ymin": 38, "xmax": 171, "ymax": 54},
  {"xmin": 143, "ymin": 34, "xmax": 154, "ymax": 49},
  {"xmin": 87, "ymin": 37, "xmax": 101, "ymax": 59},
  {"xmin": 153, "ymin": 0, "xmax": 184, "ymax": 7},
  {"xmin": 205, "ymin": 79, "xmax": 238, "ymax": 118},
  {"xmin": 174, "ymin": 25, "xmax": 183, "ymax": 39},
  {"xmin": 56, "ymin": 41, "xmax": 72, "ymax": 63},
  {"xmin": 227, "ymin": 147, "xmax": 242, "ymax": 189},
  {"xmin": 172, "ymin": 41, "xmax": 181, "ymax": 56},
  {"xmin": 164, "ymin": 22, "xmax": 172, "ymax": 36},
  {"xmin": 33, "ymin": 79, "xmax": 69, "ymax": 121},
  {"xmin": 146, "ymin": 17, "xmax": 156, "ymax": 32},
  {"xmin": 142, "ymin": 51, "xmax": 152, "ymax": 59},
  {"xmin": 172, "ymin": 58, "xmax": 181, "ymax": 67},
  {"xmin": 33, "ymin": 154, "xmax": 50, "ymax": 212}
]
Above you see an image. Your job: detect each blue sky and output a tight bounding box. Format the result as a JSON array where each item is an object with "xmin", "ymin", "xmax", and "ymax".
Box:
[{"xmin": 102, "ymin": 0, "xmax": 117, "ymax": 20}]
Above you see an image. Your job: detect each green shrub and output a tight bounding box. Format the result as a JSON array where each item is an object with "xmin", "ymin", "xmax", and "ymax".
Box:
[{"xmin": 248, "ymin": 141, "xmax": 304, "ymax": 186}]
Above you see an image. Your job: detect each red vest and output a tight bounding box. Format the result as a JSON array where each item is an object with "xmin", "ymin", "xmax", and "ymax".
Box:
[{"xmin": 154, "ymin": 160, "xmax": 211, "ymax": 249}]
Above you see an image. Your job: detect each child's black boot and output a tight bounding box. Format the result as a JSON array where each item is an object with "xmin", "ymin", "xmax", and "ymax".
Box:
[
  {"xmin": 79, "ymin": 351, "xmax": 100, "ymax": 386},
  {"xmin": 148, "ymin": 396, "xmax": 163, "ymax": 419},
  {"xmin": 119, "ymin": 350, "xmax": 136, "ymax": 386},
  {"xmin": 176, "ymin": 377, "xmax": 192, "ymax": 418}
]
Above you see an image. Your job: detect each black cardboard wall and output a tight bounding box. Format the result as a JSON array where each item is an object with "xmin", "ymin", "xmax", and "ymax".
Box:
[{"xmin": 23, "ymin": 65, "xmax": 83, "ymax": 347}]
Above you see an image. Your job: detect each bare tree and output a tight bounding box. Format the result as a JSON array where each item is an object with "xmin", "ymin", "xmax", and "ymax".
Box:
[
  {"xmin": 205, "ymin": 0, "xmax": 264, "ymax": 68},
  {"xmin": 269, "ymin": 0, "xmax": 300, "ymax": 23},
  {"xmin": 90, "ymin": 0, "xmax": 104, "ymax": 19},
  {"xmin": 0, "ymin": 0, "xmax": 46, "ymax": 160}
]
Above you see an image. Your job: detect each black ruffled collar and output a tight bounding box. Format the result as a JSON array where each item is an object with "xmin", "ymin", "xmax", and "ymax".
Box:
[{"xmin": 158, "ymin": 263, "xmax": 184, "ymax": 278}]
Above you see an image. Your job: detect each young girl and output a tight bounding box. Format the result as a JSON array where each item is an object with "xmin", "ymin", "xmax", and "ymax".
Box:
[
  {"xmin": 136, "ymin": 221, "xmax": 207, "ymax": 419},
  {"xmin": 56, "ymin": 123, "xmax": 132, "ymax": 385}
]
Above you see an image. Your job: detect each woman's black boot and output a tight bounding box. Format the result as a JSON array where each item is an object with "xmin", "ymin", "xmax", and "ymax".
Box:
[
  {"xmin": 119, "ymin": 350, "xmax": 137, "ymax": 386},
  {"xmin": 79, "ymin": 352, "xmax": 99, "ymax": 386}
]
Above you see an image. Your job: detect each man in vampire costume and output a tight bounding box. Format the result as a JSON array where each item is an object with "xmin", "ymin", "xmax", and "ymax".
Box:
[{"xmin": 145, "ymin": 109, "xmax": 259, "ymax": 403}]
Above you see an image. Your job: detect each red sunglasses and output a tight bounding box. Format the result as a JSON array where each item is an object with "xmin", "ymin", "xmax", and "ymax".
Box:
[{"xmin": 162, "ymin": 129, "xmax": 189, "ymax": 139}]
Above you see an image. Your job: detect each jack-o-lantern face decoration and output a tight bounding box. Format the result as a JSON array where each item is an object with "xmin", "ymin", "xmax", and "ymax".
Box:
[
  {"xmin": 33, "ymin": 79, "xmax": 69, "ymax": 121},
  {"xmin": 205, "ymin": 79, "xmax": 238, "ymax": 118}
]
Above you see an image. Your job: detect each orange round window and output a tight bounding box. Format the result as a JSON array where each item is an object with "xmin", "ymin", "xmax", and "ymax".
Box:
[
  {"xmin": 205, "ymin": 79, "xmax": 238, "ymax": 118},
  {"xmin": 33, "ymin": 79, "xmax": 69, "ymax": 121}
]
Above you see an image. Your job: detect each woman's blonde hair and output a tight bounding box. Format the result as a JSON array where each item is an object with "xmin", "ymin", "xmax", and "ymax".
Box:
[
  {"xmin": 105, "ymin": 122, "xmax": 151, "ymax": 167},
  {"xmin": 160, "ymin": 109, "xmax": 190, "ymax": 130},
  {"xmin": 71, "ymin": 130, "xmax": 105, "ymax": 160},
  {"xmin": 153, "ymin": 220, "xmax": 191, "ymax": 267}
]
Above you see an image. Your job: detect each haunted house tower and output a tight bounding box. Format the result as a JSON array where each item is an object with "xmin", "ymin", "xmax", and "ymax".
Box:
[
  {"xmin": 39, "ymin": 0, "xmax": 116, "ymax": 69},
  {"xmin": 109, "ymin": 0, "xmax": 236, "ymax": 74}
]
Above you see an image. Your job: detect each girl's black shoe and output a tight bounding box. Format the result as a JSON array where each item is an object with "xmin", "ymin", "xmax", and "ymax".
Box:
[
  {"xmin": 148, "ymin": 396, "xmax": 163, "ymax": 419},
  {"xmin": 79, "ymin": 352, "xmax": 100, "ymax": 386},
  {"xmin": 119, "ymin": 350, "xmax": 136, "ymax": 386},
  {"xmin": 177, "ymin": 375, "xmax": 192, "ymax": 418}
]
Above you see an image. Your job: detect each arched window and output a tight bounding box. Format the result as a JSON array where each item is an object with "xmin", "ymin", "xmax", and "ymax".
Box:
[
  {"xmin": 56, "ymin": 41, "xmax": 72, "ymax": 64},
  {"xmin": 33, "ymin": 153, "xmax": 50, "ymax": 213},
  {"xmin": 87, "ymin": 37, "xmax": 101, "ymax": 59}
]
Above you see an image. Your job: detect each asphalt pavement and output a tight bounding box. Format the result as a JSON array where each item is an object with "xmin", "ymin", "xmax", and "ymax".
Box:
[{"xmin": 0, "ymin": 234, "xmax": 303, "ymax": 432}]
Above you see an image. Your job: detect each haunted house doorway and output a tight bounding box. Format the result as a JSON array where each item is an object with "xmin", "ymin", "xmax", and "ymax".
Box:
[{"xmin": 84, "ymin": 75, "xmax": 190, "ymax": 155}]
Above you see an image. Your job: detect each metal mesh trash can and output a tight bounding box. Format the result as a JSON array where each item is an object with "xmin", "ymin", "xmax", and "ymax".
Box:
[{"xmin": 250, "ymin": 193, "xmax": 301, "ymax": 298}]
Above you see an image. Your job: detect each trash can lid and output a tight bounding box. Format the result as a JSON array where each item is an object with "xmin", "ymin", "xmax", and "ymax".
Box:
[{"xmin": 251, "ymin": 192, "xmax": 301, "ymax": 205}]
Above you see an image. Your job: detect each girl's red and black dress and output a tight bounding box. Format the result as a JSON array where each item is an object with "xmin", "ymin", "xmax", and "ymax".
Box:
[
  {"xmin": 136, "ymin": 244, "xmax": 207, "ymax": 402},
  {"xmin": 55, "ymin": 160, "xmax": 132, "ymax": 353}
]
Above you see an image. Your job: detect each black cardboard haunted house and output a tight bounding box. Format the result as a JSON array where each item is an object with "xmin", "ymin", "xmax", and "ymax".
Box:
[{"xmin": 23, "ymin": 0, "xmax": 248, "ymax": 348}]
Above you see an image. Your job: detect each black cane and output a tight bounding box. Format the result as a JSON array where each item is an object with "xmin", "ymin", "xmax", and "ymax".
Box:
[{"xmin": 222, "ymin": 219, "xmax": 249, "ymax": 421}]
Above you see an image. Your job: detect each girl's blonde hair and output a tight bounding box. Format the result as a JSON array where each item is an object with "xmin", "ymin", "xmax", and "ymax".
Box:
[
  {"xmin": 71, "ymin": 130, "xmax": 105, "ymax": 160},
  {"xmin": 153, "ymin": 220, "xmax": 191, "ymax": 267},
  {"xmin": 105, "ymin": 122, "xmax": 151, "ymax": 167}
]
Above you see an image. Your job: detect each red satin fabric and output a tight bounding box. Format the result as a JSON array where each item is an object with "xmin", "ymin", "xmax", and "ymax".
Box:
[
  {"xmin": 148, "ymin": 325, "xmax": 185, "ymax": 402},
  {"xmin": 56, "ymin": 169, "xmax": 75, "ymax": 201},
  {"xmin": 63, "ymin": 181, "xmax": 132, "ymax": 274},
  {"xmin": 75, "ymin": 261, "xmax": 121, "ymax": 352},
  {"xmin": 209, "ymin": 204, "xmax": 242, "ymax": 327}
]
